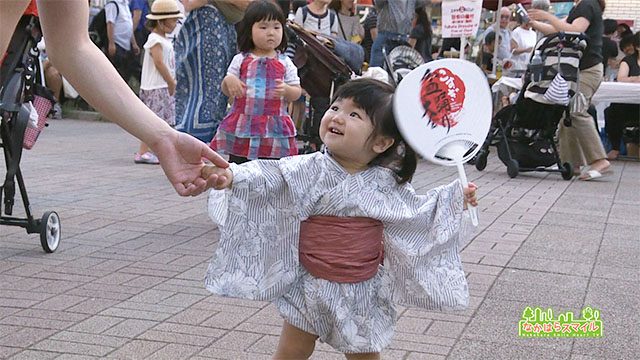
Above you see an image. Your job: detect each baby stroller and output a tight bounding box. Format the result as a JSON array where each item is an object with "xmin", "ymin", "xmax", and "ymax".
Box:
[
  {"xmin": 287, "ymin": 22, "xmax": 354, "ymax": 154},
  {"xmin": 0, "ymin": 15, "xmax": 61, "ymax": 252},
  {"xmin": 473, "ymin": 32, "xmax": 588, "ymax": 180},
  {"xmin": 382, "ymin": 38, "xmax": 424, "ymax": 86}
]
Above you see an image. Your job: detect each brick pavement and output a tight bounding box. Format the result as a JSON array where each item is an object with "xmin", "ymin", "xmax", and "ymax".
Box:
[{"xmin": 0, "ymin": 119, "xmax": 638, "ymax": 359}]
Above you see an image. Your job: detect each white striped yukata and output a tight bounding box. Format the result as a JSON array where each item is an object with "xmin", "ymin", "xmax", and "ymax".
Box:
[{"xmin": 205, "ymin": 151, "xmax": 474, "ymax": 353}]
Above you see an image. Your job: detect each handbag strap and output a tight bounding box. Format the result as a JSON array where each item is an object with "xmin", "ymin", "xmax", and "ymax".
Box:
[{"xmin": 336, "ymin": 12, "xmax": 347, "ymax": 41}]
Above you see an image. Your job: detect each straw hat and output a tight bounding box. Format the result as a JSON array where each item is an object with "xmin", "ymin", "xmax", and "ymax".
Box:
[{"xmin": 146, "ymin": 0, "xmax": 183, "ymax": 20}]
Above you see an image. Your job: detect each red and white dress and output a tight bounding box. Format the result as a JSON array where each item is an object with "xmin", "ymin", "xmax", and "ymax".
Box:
[{"xmin": 210, "ymin": 52, "xmax": 300, "ymax": 159}]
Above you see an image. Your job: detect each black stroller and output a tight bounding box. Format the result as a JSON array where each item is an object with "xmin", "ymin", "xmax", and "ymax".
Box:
[
  {"xmin": 473, "ymin": 32, "xmax": 588, "ymax": 180},
  {"xmin": 287, "ymin": 22, "xmax": 354, "ymax": 154},
  {"xmin": 383, "ymin": 42, "xmax": 424, "ymax": 86},
  {"xmin": 1, "ymin": 15, "xmax": 61, "ymax": 252}
]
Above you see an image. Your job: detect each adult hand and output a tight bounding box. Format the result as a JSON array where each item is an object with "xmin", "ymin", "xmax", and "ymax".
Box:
[
  {"xmin": 108, "ymin": 42, "xmax": 116, "ymax": 58},
  {"xmin": 152, "ymin": 129, "xmax": 229, "ymax": 196},
  {"xmin": 463, "ymin": 182, "xmax": 478, "ymax": 209},
  {"xmin": 225, "ymin": 75, "xmax": 246, "ymax": 98},
  {"xmin": 528, "ymin": 9, "xmax": 551, "ymax": 22},
  {"xmin": 132, "ymin": 43, "xmax": 140, "ymax": 56},
  {"xmin": 201, "ymin": 165, "xmax": 234, "ymax": 190}
]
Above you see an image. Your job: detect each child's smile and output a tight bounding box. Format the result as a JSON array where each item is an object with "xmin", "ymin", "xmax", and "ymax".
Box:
[{"xmin": 320, "ymin": 98, "xmax": 391, "ymax": 172}]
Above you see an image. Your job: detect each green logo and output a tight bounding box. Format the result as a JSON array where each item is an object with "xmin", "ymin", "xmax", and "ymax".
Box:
[{"xmin": 518, "ymin": 306, "xmax": 603, "ymax": 338}]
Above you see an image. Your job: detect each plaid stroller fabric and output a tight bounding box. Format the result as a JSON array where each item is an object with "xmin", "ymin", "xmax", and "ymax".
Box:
[
  {"xmin": 523, "ymin": 33, "xmax": 587, "ymax": 106},
  {"xmin": 23, "ymin": 92, "xmax": 53, "ymax": 150},
  {"xmin": 210, "ymin": 53, "xmax": 298, "ymax": 160}
]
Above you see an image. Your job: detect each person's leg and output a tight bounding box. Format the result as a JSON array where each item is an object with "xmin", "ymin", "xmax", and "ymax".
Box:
[
  {"xmin": 138, "ymin": 142, "xmax": 151, "ymax": 155},
  {"xmin": 273, "ymin": 321, "xmax": 318, "ymax": 360},
  {"xmin": 344, "ymin": 352, "xmax": 381, "ymax": 360},
  {"xmin": 604, "ymin": 105, "xmax": 623, "ymax": 159},
  {"xmin": 43, "ymin": 60, "xmax": 63, "ymax": 101},
  {"xmin": 558, "ymin": 117, "xmax": 582, "ymax": 172},
  {"xmin": 570, "ymin": 64, "xmax": 610, "ymax": 178},
  {"xmin": 369, "ymin": 31, "xmax": 389, "ymax": 67}
]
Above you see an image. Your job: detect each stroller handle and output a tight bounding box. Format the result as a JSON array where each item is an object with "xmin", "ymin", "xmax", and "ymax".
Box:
[{"xmin": 537, "ymin": 32, "xmax": 588, "ymax": 53}]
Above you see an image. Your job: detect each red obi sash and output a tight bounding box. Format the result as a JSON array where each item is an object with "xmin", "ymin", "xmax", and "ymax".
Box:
[{"xmin": 299, "ymin": 216, "xmax": 384, "ymax": 283}]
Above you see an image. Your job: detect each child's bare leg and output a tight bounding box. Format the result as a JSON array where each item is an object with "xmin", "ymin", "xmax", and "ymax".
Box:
[
  {"xmin": 345, "ymin": 352, "xmax": 380, "ymax": 360},
  {"xmin": 138, "ymin": 143, "xmax": 150, "ymax": 155},
  {"xmin": 273, "ymin": 321, "xmax": 318, "ymax": 360}
]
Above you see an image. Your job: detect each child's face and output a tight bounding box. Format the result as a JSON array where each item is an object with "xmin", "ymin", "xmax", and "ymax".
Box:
[
  {"xmin": 251, "ymin": 19, "xmax": 283, "ymax": 52},
  {"xmin": 621, "ymin": 45, "xmax": 635, "ymax": 56},
  {"xmin": 320, "ymin": 98, "xmax": 392, "ymax": 165},
  {"xmin": 314, "ymin": 0, "xmax": 332, "ymax": 6},
  {"xmin": 160, "ymin": 18, "xmax": 179, "ymax": 33}
]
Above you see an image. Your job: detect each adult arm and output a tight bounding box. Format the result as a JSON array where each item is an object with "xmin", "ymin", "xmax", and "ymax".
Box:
[
  {"xmin": 617, "ymin": 61, "xmax": 640, "ymax": 83},
  {"xmin": 36, "ymin": 1, "xmax": 228, "ymax": 195},
  {"xmin": 131, "ymin": 9, "xmax": 142, "ymax": 32},
  {"xmin": 529, "ymin": 9, "xmax": 589, "ymax": 35},
  {"xmin": 106, "ymin": 22, "xmax": 116, "ymax": 57},
  {"xmin": 510, "ymin": 38, "xmax": 532, "ymax": 55}
]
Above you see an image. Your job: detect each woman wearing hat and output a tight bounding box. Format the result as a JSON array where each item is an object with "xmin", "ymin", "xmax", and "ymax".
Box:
[
  {"xmin": 135, "ymin": 0, "xmax": 184, "ymax": 164},
  {"xmin": 174, "ymin": 0, "xmax": 253, "ymax": 143}
]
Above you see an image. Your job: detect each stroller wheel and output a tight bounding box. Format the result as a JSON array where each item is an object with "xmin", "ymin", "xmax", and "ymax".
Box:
[
  {"xmin": 475, "ymin": 153, "xmax": 488, "ymax": 171},
  {"xmin": 40, "ymin": 211, "xmax": 61, "ymax": 253},
  {"xmin": 561, "ymin": 162, "xmax": 573, "ymax": 180},
  {"xmin": 507, "ymin": 159, "xmax": 519, "ymax": 178}
]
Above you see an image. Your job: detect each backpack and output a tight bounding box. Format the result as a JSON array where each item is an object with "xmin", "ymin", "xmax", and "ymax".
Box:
[
  {"xmin": 88, "ymin": 1, "xmax": 119, "ymax": 50},
  {"xmin": 301, "ymin": 6, "xmax": 336, "ymax": 33}
]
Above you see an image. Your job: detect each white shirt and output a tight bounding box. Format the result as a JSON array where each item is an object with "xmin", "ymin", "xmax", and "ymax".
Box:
[
  {"xmin": 294, "ymin": 7, "xmax": 339, "ymax": 36},
  {"xmin": 141, "ymin": 33, "xmax": 175, "ymax": 90},
  {"xmin": 105, "ymin": 0, "xmax": 133, "ymax": 50},
  {"xmin": 511, "ymin": 26, "xmax": 537, "ymax": 69}
]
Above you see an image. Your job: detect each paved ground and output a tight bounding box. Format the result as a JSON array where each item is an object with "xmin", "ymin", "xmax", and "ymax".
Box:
[{"xmin": 0, "ymin": 119, "xmax": 638, "ymax": 359}]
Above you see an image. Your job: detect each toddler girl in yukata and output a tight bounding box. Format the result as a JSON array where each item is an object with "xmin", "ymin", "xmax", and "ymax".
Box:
[{"xmin": 202, "ymin": 78, "xmax": 478, "ymax": 360}]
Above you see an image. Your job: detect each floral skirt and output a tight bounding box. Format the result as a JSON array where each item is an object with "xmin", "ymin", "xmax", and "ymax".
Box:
[
  {"xmin": 140, "ymin": 87, "xmax": 175, "ymax": 126},
  {"xmin": 274, "ymin": 266, "xmax": 397, "ymax": 354}
]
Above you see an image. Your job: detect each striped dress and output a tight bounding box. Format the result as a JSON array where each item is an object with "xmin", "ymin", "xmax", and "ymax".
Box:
[
  {"xmin": 174, "ymin": 5, "xmax": 236, "ymax": 143},
  {"xmin": 205, "ymin": 152, "xmax": 474, "ymax": 353},
  {"xmin": 210, "ymin": 53, "xmax": 299, "ymax": 159}
]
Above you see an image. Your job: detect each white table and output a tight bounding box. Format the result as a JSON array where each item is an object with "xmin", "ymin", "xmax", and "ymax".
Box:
[
  {"xmin": 591, "ymin": 82, "xmax": 640, "ymax": 128},
  {"xmin": 591, "ymin": 81, "xmax": 640, "ymax": 104}
]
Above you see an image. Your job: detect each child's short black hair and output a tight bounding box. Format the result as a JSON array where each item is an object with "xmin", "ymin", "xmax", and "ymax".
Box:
[
  {"xmin": 330, "ymin": 78, "xmax": 417, "ymax": 184},
  {"xmin": 145, "ymin": 19, "xmax": 158, "ymax": 32},
  {"xmin": 237, "ymin": 0, "xmax": 288, "ymax": 53}
]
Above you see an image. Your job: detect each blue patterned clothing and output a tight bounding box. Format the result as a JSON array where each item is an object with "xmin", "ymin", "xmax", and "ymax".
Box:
[
  {"xmin": 174, "ymin": 5, "xmax": 236, "ymax": 143},
  {"xmin": 205, "ymin": 152, "xmax": 474, "ymax": 353}
]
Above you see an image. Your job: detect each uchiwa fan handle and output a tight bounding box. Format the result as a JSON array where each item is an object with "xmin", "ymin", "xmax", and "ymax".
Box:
[{"xmin": 456, "ymin": 161, "xmax": 479, "ymax": 226}]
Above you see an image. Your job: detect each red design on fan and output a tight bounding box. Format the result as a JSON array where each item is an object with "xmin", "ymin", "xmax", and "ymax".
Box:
[{"xmin": 420, "ymin": 68, "xmax": 466, "ymax": 132}]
